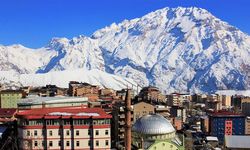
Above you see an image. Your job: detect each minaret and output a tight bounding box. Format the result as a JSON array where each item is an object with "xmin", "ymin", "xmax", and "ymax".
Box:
[{"xmin": 125, "ymin": 89, "xmax": 132, "ymax": 150}]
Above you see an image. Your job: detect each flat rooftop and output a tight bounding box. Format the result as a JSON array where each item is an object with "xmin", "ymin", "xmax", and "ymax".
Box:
[
  {"xmin": 18, "ymin": 95, "xmax": 88, "ymax": 105},
  {"xmin": 225, "ymin": 135, "xmax": 250, "ymax": 149}
]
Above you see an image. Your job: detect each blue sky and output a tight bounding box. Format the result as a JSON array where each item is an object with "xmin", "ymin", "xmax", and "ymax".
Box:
[{"xmin": 0, "ymin": 0, "xmax": 250, "ymax": 48}]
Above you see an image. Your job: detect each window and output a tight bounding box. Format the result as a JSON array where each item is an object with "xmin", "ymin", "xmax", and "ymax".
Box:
[
  {"xmin": 66, "ymin": 141, "xmax": 70, "ymax": 147},
  {"xmin": 58, "ymin": 130, "xmax": 61, "ymax": 136},
  {"xmin": 27, "ymin": 131, "xmax": 30, "ymax": 136},
  {"xmin": 96, "ymin": 140, "xmax": 99, "ymax": 147},
  {"xmin": 66, "ymin": 130, "xmax": 70, "ymax": 136},
  {"xmin": 95, "ymin": 130, "xmax": 99, "ymax": 136},
  {"xmin": 76, "ymin": 130, "xmax": 79, "ymax": 136},
  {"xmin": 88, "ymin": 140, "xmax": 91, "ymax": 146},
  {"xmin": 105, "ymin": 140, "xmax": 109, "ymax": 146},
  {"xmin": 34, "ymin": 141, "xmax": 38, "ymax": 147},
  {"xmin": 76, "ymin": 141, "xmax": 80, "ymax": 147},
  {"xmin": 49, "ymin": 141, "xmax": 53, "ymax": 147},
  {"xmin": 49, "ymin": 130, "xmax": 53, "ymax": 136},
  {"xmin": 88, "ymin": 130, "xmax": 91, "ymax": 135},
  {"xmin": 105, "ymin": 130, "xmax": 109, "ymax": 135},
  {"xmin": 34, "ymin": 130, "xmax": 37, "ymax": 136},
  {"xmin": 58, "ymin": 141, "xmax": 61, "ymax": 146}
]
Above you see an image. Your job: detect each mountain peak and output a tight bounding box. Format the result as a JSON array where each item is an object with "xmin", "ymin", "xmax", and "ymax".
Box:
[{"xmin": 1, "ymin": 7, "xmax": 250, "ymax": 93}]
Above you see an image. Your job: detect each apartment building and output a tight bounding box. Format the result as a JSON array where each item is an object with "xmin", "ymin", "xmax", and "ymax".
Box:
[
  {"xmin": 16, "ymin": 106, "xmax": 111, "ymax": 150},
  {"xmin": 0, "ymin": 90, "xmax": 25, "ymax": 108}
]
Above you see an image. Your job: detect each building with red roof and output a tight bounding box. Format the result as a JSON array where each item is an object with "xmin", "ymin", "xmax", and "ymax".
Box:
[
  {"xmin": 0, "ymin": 108, "xmax": 17, "ymax": 124},
  {"xmin": 16, "ymin": 106, "xmax": 111, "ymax": 150}
]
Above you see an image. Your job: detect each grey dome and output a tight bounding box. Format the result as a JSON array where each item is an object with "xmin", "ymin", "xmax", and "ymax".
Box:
[{"xmin": 132, "ymin": 114, "xmax": 175, "ymax": 135}]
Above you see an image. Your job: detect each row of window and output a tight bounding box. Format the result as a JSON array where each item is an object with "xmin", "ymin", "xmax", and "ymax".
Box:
[
  {"xmin": 33, "ymin": 140, "xmax": 109, "ymax": 147},
  {"xmin": 26, "ymin": 129, "xmax": 109, "ymax": 137},
  {"xmin": 20, "ymin": 119, "xmax": 110, "ymax": 126}
]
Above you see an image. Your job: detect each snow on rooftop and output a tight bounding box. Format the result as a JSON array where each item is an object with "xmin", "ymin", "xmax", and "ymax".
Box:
[
  {"xmin": 47, "ymin": 112, "xmax": 100, "ymax": 116},
  {"xmin": 18, "ymin": 96, "xmax": 88, "ymax": 105},
  {"xmin": 49, "ymin": 112, "xmax": 72, "ymax": 116},
  {"xmin": 76, "ymin": 113, "xmax": 100, "ymax": 116},
  {"xmin": 216, "ymin": 90, "xmax": 250, "ymax": 96},
  {"xmin": 206, "ymin": 136, "xmax": 218, "ymax": 141}
]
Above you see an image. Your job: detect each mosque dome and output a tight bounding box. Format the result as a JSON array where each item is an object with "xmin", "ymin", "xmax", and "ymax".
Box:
[{"xmin": 132, "ymin": 114, "xmax": 175, "ymax": 135}]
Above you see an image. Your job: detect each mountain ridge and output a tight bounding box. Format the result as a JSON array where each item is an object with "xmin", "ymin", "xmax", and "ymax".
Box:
[{"xmin": 1, "ymin": 6, "xmax": 250, "ymax": 93}]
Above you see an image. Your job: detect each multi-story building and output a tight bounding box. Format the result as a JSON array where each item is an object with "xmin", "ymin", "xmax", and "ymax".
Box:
[
  {"xmin": 138, "ymin": 86, "xmax": 166, "ymax": 103},
  {"xmin": 200, "ymin": 116, "xmax": 209, "ymax": 134},
  {"xmin": 205, "ymin": 94, "xmax": 222, "ymax": 111},
  {"xmin": 209, "ymin": 111, "xmax": 245, "ymax": 142},
  {"xmin": 245, "ymin": 116, "xmax": 250, "ymax": 135},
  {"xmin": 242, "ymin": 98, "xmax": 250, "ymax": 116},
  {"xmin": 222, "ymin": 95, "xmax": 231, "ymax": 109},
  {"xmin": 68, "ymin": 81, "xmax": 99, "ymax": 101},
  {"xmin": 16, "ymin": 107, "xmax": 112, "ymax": 150},
  {"xmin": 112, "ymin": 101, "xmax": 133, "ymax": 149},
  {"xmin": 231, "ymin": 95, "xmax": 244, "ymax": 111},
  {"xmin": 167, "ymin": 93, "xmax": 190, "ymax": 107},
  {"xmin": 112, "ymin": 101, "xmax": 156, "ymax": 149},
  {"xmin": 170, "ymin": 106, "xmax": 187, "ymax": 123},
  {"xmin": 0, "ymin": 90, "xmax": 25, "ymax": 108}
]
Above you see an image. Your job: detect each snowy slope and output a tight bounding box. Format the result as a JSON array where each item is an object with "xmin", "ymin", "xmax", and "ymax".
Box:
[
  {"xmin": 0, "ymin": 69, "xmax": 137, "ymax": 90},
  {"xmin": 92, "ymin": 7, "xmax": 250, "ymax": 93},
  {"xmin": 1, "ymin": 7, "xmax": 250, "ymax": 93},
  {"xmin": 0, "ymin": 44, "xmax": 56, "ymax": 73}
]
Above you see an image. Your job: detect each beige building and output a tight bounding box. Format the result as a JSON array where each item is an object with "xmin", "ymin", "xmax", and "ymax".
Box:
[
  {"xmin": 16, "ymin": 107, "xmax": 111, "ymax": 150},
  {"xmin": 138, "ymin": 86, "xmax": 166, "ymax": 103},
  {"xmin": 133, "ymin": 101, "xmax": 154, "ymax": 122},
  {"xmin": 245, "ymin": 116, "xmax": 250, "ymax": 135},
  {"xmin": 167, "ymin": 93, "xmax": 191, "ymax": 107},
  {"xmin": 222, "ymin": 95, "xmax": 231, "ymax": 108},
  {"xmin": 205, "ymin": 94, "xmax": 222, "ymax": 111},
  {"xmin": 112, "ymin": 101, "xmax": 156, "ymax": 149}
]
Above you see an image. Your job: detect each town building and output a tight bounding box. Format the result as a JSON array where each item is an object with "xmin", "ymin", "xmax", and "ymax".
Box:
[
  {"xmin": 242, "ymin": 98, "xmax": 250, "ymax": 116},
  {"xmin": 138, "ymin": 86, "xmax": 166, "ymax": 103},
  {"xmin": 231, "ymin": 95, "xmax": 245, "ymax": 111},
  {"xmin": 155, "ymin": 105, "xmax": 170, "ymax": 118},
  {"xmin": 170, "ymin": 106, "xmax": 187, "ymax": 123},
  {"xmin": 133, "ymin": 101, "xmax": 154, "ymax": 122},
  {"xmin": 112, "ymin": 101, "xmax": 155, "ymax": 149},
  {"xmin": 245, "ymin": 116, "xmax": 250, "ymax": 135},
  {"xmin": 68, "ymin": 81, "xmax": 99, "ymax": 101},
  {"xmin": 209, "ymin": 111, "xmax": 245, "ymax": 142},
  {"xmin": 205, "ymin": 94, "xmax": 222, "ymax": 111},
  {"xmin": 0, "ymin": 108, "xmax": 17, "ymax": 124},
  {"xmin": 0, "ymin": 90, "xmax": 25, "ymax": 108},
  {"xmin": 16, "ymin": 106, "xmax": 111, "ymax": 150},
  {"xmin": 167, "ymin": 93, "xmax": 191, "ymax": 107},
  {"xmin": 132, "ymin": 114, "xmax": 184, "ymax": 150},
  {"xmin": 18, "ymin": 96, "xmax": 88, "ymax": 109},
  {"xmin": 222, "ymin": 95, "xmax": 231, "ymax": 109},
  {"xmin": 200, "ymin": 116, "xmax": 209, "ymax": 134},
  {"xmin": 111, "ymin": 101, "xmax": 133, "ymax": 149}
]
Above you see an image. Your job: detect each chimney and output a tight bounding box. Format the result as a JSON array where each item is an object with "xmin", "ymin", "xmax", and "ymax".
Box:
[{"xmin": 125, "ymin": 89, "xmax": 132, "ymax": 150}]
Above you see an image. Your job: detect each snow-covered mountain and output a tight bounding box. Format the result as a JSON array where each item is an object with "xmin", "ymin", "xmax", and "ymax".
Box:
[
  {"xmin": 1, "ymin": 7, "xmax": 250, "ymax": 93},
  {"xmin": 0, "ymin": 69, "xmax": 136, "ymax": 90}
]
